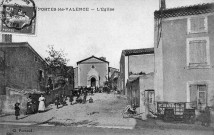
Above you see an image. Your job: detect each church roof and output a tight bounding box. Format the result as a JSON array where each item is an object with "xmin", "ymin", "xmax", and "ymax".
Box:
[
  {"xmin": 77, "ymin": 55, "xmax": 109, "ymax": 64},
  {"xmin": 154, "ymin": 2, "xmax": 214, "ymax": 19}
]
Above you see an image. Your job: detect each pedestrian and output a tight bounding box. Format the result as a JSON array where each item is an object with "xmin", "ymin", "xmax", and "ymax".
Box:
[
  {"xmin": 70, "ymin": 92, "xmax": 73, "ymax": 105},
  {"xmin": 83, "ymin": 88, "xmax": 87, "ymax": 104},
  {"xmin": 89, "ymin": 97, "xmax": 93, "ymax": 103},
  {"xmin": 38, "ymin": 94, "xmax": 45, "ymax": 112},
  {"xmin": 55, "ymin": 95, "xmax": 60, "ymax": 109},
  {"xmin": 14, "ymin": 102, "xmax": 20, "ymax": 120},
  {"xmin": 91, "ymin": 87, "xmax": 93, "ymax": 95},
  {"xmin": 26, "ymin": 95, "xmax": 33, "ymax": 115}
]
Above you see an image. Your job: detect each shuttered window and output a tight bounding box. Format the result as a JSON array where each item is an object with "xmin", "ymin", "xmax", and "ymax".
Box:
[
  {"xmin": 189, "ymin": 40, "xmax": 207, "ymax": 65},
  {"xmin": 189, "ymin": 16, "xmax": 207, "ymax": 33},
  {"xmin": 189, "ymin": 84, "xmax": 207, "ymax": 109}
]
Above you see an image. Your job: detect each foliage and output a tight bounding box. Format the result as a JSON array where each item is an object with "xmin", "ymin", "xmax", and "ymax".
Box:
[
  {"xmin": 45, "ymin": 45, "xmax": 69, "ymax": 86},
  {"xmin": 45, "ymin": 45, "xmax": 69, "ymax": 75}
]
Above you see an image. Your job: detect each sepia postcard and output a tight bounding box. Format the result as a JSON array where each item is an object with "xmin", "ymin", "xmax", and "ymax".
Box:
[{"xmin": 0, "ymin": 0, "xmax": 214, "ymax": 135}]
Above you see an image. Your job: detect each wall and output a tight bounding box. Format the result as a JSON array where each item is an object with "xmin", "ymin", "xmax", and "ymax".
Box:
[
  {"xmin": 139, "ymin": 74, "xmax": 154, "ymax": 120},
  {"xmin": 154, "ymin": 19, "xmax": 164, "ymax": 102},
  {"xmin": 119, "ymin": 53, "xmax": 125, "ymax": 94},
  {"xmin": 0, "ymin": 45, "xmax": 47, "ymax": 93},
  {"xmin": 129, "ymin": 54, "xmax": 154, "ymax": 74},
  {"xmin": 161, "ymin": 14, "xmax": 214, "ymax": 105}
]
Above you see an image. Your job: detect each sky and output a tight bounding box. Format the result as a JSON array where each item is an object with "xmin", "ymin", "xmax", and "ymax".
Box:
[{"xmin": 10, "ymin": 0, "xmax": 214, "ymax": 68}]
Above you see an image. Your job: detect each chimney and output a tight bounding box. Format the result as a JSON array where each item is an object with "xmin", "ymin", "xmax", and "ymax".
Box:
[
  {"xmin": 2, "ymin": 34, "xmax": 12, "ymax": 43},
  {"xmin": 160, "ymin": 0, "xmax": 166, "ymax": 10}
]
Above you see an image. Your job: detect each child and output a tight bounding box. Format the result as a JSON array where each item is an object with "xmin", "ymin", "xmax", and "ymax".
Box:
[
  {"xmin": 14, "ymin": 102, "xmax": 20, "ymax": 120},
  {"xmin": 89, "ymin": 97, "xmax": 93, "ymax": 103}
]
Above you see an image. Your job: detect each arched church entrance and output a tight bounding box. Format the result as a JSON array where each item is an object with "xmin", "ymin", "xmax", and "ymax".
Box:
[{"xmin": 91, "ymin": 77, "xmax": 96, "ymax": 87}]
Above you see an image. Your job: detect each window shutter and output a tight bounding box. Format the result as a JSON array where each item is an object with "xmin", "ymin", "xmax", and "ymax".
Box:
[
  {"xmin": 198, "ymin": 40, "xmax": 207, "ymax": 64},
  {"xmin": 189, "ymin": 41, "xmax": 197, "ymax": 64},
  {"xmin": 198, "ymin": 85, "xmax": 207, "ymax": 104},
  {"xmin": 190, "ymin": 84, "xmax": 197, "ymax": 103},
  {"xmin": 189, "ymin": 40, "xmax": 207, "ymax": 64},
  {"xmin": 199, "ymin": 17, "xmax": 205, "ymax": 30},
  {"xmin": 190, "ymin": 18, "xmax": 198, "ymax": 32}
]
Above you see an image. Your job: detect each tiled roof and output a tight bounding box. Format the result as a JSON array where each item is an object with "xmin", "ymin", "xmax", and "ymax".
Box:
[
  {"xmin": 154, "ymin": 2, "xmax": 214, "ymax": 19},
  {"xmin": 122, "ymin": 48, "xmax": 154, "ymax": 56}
]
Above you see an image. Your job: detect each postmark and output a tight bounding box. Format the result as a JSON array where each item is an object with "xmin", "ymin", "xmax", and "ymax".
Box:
[{"xmin": 0, "ymin": 0, "xmax": 36, "ymax": 35}]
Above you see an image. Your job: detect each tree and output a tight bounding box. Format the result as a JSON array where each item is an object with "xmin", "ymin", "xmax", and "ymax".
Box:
[{"xmin": 45, "ymin": 45, "xmax": 69, "ymax": 87}]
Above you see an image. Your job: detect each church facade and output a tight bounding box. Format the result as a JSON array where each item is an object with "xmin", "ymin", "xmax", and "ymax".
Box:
[{"xmin": 75, "ymin": 56, "xmax": 109, "ymax": 88}]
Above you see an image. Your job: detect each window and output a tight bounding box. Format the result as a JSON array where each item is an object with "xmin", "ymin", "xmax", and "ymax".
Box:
[
  {"xmin": 34, "ymin": 56, "xmax": 38, "ymax": 62},
  {"xmin": 38, "ymin": 69, "xmax": 44, "ymax": 81},
  {"xmin": 186, "ymin": 37, "xmax": 210, "ymax": 68},
  {"xmin": 189, "ymin": 84, "xmax": 207, "ymax": 109},
  {"xmin": 188, "ymin": 16, "xmax": 207, "ymax": 33}
]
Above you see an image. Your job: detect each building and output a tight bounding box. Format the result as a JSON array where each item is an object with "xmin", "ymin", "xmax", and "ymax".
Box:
[
  {"xmin": 154, "ymin": 2, "xmax": 214, "ymax": 110},
  {"xmin": 109, "ymin": 69, "xmax": 119, "ymax": 90},
  {"xmin": 126, "ymin": 73, "xmax": 154, "ymax": 120},
  {"xmin": 119, "ymin": 48, "xmax": 154, "ymax": 95},
  {"xmin": 0, "ymin": 42, "xmax": 48, "ymax": 94},
  {"xmin": 0, "ymin": 42, "xmax": 48, "ymax": 113},
  {"xmin": 109, "ymin": 67, "xmax": 119, "ymax": 77},
  {"xmin": 76, "ymin": 55, "xmax": 109, "ymax": 88}
]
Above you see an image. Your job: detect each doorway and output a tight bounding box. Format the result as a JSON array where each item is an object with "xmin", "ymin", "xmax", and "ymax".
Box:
[{"xmin": 91, "ymin": 77, "xmax": 96, "ymax": 87}]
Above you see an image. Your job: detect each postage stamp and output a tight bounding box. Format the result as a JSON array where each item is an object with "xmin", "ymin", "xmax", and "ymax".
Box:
[{"xmin": 0, "ymin": 0, "xmax": 36, "ymax": 35}]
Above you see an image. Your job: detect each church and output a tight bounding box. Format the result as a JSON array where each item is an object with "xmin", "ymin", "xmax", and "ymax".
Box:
[{"xmin": 74, "ymin": 55, "xmax": 109, "ymax": 88}]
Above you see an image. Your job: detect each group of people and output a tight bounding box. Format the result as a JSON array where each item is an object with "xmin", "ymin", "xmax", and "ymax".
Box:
[
  {"xmin": 55, "ymin": 94, "xmax": 68, "ymax": 109},
  {"xmin": 14, "ymin": 95, "xmax": 46, "ymax": 120}
]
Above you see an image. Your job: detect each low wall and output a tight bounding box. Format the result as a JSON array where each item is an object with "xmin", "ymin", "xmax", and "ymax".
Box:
[{"xmin": 2, "ymin": 88, "xmax": 28, "ymax": 114}]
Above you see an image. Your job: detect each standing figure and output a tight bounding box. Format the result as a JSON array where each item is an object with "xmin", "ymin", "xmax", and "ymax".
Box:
[
  {"xmin": 26, "ymin": 95, "xmax": 33, "ymax": 115},
  {"xmin": 70, "ymin": 92, "xmax": 73, "ymax": 105},
  {"xmin": 14, "ymin": 102, "xmax": 20, "ymax": 120},
  {"xmin": 55, "ymin": 95, "xmax": 60, "ymax": 109},
  {"xmin": 83, "ymin": 88, "xmax": 88, "ymax": 104},
  {"xmin": 38, "ymin": 95, "xmax": 45, "ymax": 112}
]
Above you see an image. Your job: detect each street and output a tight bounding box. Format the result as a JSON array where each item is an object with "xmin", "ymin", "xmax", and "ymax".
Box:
[
  {"xmin": 1, "ymin": 93, "xmax": 214, "ymax": 135},
  {"xmin": 0, "ymin": 93, "xmax": 136, "ymax": 128}
]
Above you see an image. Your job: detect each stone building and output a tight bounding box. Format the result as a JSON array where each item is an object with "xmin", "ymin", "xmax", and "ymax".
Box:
[
  {"xmin": 0, "ymin": 42, "xmax": 48, "ymax": 113},
  {"xmin": 0, "ymin": 42, "xmax": 47, "ymax": 94}
]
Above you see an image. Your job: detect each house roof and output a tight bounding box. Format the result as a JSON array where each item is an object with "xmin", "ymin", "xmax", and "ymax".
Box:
[
  {"xmin": 122, "ymin": 48, "xmax": 154, "ymax": 56},
  {"xmin": 77, "ymin": 55, "xmax": 109, "ymax": 64},
  {"xmin": 154, "ymin": 2, "xmax": 214, "ymax": 19},
  {"xmin": 0, "ymin": 42, "xmax": 48, "ymax": 65}
]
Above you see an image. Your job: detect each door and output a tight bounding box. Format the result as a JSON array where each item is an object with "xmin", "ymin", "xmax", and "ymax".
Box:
[
  {"xmin": 145, "ymin": 90, "xmax": 155, "ymax": 114},
  {"xmin": 91, "ymin": 77, "xmax": 96, "ymax": 87}
]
